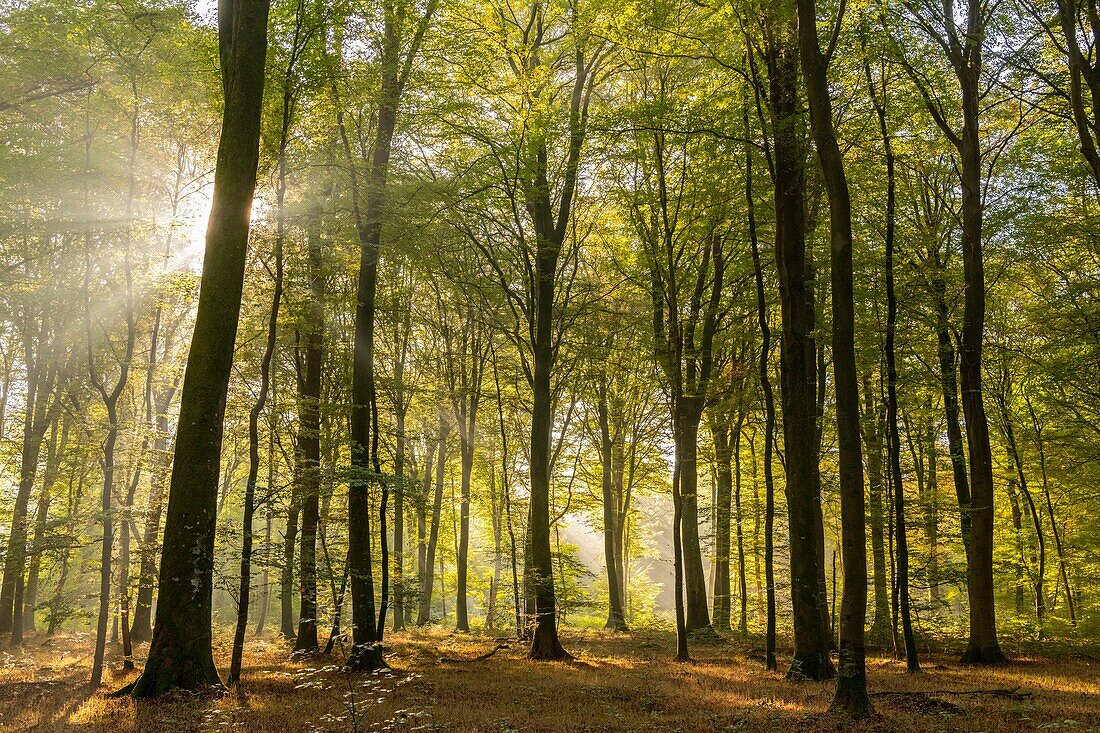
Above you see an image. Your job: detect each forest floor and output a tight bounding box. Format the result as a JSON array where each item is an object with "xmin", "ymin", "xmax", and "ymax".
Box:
[{"xmin": 2, "ymin": 627, "xmax": 1098, "ymax": 732}]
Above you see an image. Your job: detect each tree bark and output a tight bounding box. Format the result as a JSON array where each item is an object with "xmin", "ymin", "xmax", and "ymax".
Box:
[
  {"xmin": 228, "ymin": 119, "xmax": 286, "ymax": 686},
  {"xmin": 746, "ymin": 116, "xmax": 778, "ymax": 671},
  {"xmin": 761, "ymin": 24, "xmax": 833, "ymax": 682},
  {"xmin": 598, "ymin": 381, "xmax": 628, "ymax": 631},
  {"xmin": 419, "ymin": 418, "xmax": 448, "ymax": 625},
  {"xmin": 797, "ymin": 0, "xmax": 869, "ymax": 706},
  {"xmin": 127, "ymin": 0, "xmax": 270, "ymax": 696},
  {"xmin": 295, "ymin": 201, "xmax": 325, "ymax": 653},
  {"xmin": 709, "ymin": 413, "xmax": 733, "ymax": 634},
  {"xmin": 21, "ymin": 418, "xmax": 64, "ymax": 632},
  {"xmin": 1027, "ymin": 397, "xmax": 1075, "ymax": 625}
]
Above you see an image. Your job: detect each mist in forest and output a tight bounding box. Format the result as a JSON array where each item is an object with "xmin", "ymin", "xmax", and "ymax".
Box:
[{"xmin": 2, "ymin": 0, "xmax": 1100, "ymax": 729}]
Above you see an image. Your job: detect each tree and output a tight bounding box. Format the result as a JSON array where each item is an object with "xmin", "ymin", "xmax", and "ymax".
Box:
[
  {"xmin": 745, "ymin": 3, "xmax": 835, "ymax": 680},
  {"xmin": 898, "ymin": 0, "xmax": 1007, "ymax": 665},
  {"xmin": 330, "ymin": 0, "xmax": 436, "ymax": 672},
  {"xmin": 795, "ymin": 0, "xmax": 870, "ymax": 708},
  {"xmin": 125, "ymin": 0, "xmax": 271, "ymax": 696}
]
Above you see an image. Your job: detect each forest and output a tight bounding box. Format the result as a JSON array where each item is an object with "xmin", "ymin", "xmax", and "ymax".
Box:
[{"xmin": 0, "ymin": 0, "xmax": 1099, "ymax": 730}]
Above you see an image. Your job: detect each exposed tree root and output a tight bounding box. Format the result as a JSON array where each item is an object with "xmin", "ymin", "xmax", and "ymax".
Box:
[{"xmin": 440, "ymin": 644, "xmax": 509, "ymax": 663}]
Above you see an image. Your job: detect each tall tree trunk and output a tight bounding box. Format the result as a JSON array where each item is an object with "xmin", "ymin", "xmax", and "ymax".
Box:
[
  {"xmin": 126, "ymin": 0, "xmax": 270, "ymax": 696},
  {"xmin": 997, "ymin": 382, "xmax": 1046, "ymax": 634},
  {"xmin": 599, "ymin": 382, "xmax": 628, "ymax": 631},
  {"xmin": 798, "ymin": 0, "xmax": 869, "ymax": 706},
  {"xmin": 886, "ymin": 231, "xmax": 918, "ymax": 674},
  {"xmin": 22, "ymin": 418, "xmax": 65, "ymax": 632},
  {"xmin": 340, "ymin": 0, "xmax": 438, "ymax": 672},
  {"xmin": 1027, "ymin": 397, "xmax": 1075, "ymax": 625},
  {"xmin": 861, "ymin": 382, "xmax": 891, "ymax": 641},
  {"xmin": 709, "ymin": 414, "xmax": 733, "ymax": 634},
  {"xmin": 747, "ymin": 123, "xmax": 778, "ymax": 671},
  {"xmin": 859, "ymin": 43, "xmax": 895, "ymax": 646},
  {"xmin": 956, "ymin": 84, "xmax": 1005, "ymax": 665},
  {"xmin": 295, "ymin": 200, "xmax": 325, "ymax": 653},
  {"xmin": 419, "ymin": 418, "xmax": 448, "ymax": 625},
  {"xmin": 733, "ymin": 406, "xmax": 748, "ymax": 637},
  {"xmin": 229, "ymin": 109, "xmax": 286, "ymax": 685},
  {"xmin": 762, "ymin": 25, "xmax": 833, "ymax": 682},
  {"xmin": 903, "ymin": 0, "xmax": 1007, "ymax": 665},
  {"xmin": 86, "ymin": 99, "xmax": 138, "ymax": 679}
]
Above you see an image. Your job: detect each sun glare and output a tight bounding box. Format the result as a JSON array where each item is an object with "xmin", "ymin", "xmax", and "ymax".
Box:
[{"xmin": 170, "ymin": 190, "xmax": 271, "ymax": 272}]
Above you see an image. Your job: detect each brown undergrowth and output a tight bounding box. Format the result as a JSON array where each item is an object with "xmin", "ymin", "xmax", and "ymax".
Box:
[{"xmin": 2, "ymin": 628, "xmax": 1098, "ymax": 732}]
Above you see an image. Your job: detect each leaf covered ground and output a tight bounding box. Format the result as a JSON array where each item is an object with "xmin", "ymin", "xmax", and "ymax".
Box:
[{"xmin": 2, "ymin": 629, "xmax": 1098, "ymax": 732}]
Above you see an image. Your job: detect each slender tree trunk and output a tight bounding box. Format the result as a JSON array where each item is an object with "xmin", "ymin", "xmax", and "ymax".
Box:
[
  {"xmin": 1028, "ymin": 398, "xmax": 1075, "ymax": 625},
  {"xmin": 22, "ymin": 419, "xmax": 64, "ymax": 632},
  {"xmin": 599, "ymin": 382, "xmax": 628, "ymax": 631},
  {"xmin": 295, "ymin": 201, "xmax": 325, "ymax": 653},
  {"xmin": 859, "ymin": 45, "xmax": 896, "ymax": 648},
  {"xmin": 733, "ymin": 408, "xmax": 747, "ymax": 636},
  {"xmin": 420, "ymin": 418, "xmax": 448, "ymax": 625},
  {"xmin": 886, "ymin": 241, "xmax": 919, "ymax": 673},
  {"xmin": 709, "ymin": 414, "xmax": 732, "ymax": 634},
  {"xmin": 931, "ymin": 0, "xmax": 1006, "ymax": 665},
  {"xmin": 747, "ymin": 128, "xmax": 778, "ymax": 671},
  {"xmin": 87, "ymin": 146, "xmax": 137, "ymax": 682},
  {"xmin": 998, "ymin": 385, "xmax": 1046, "ymax": 634},
  {"xmin": 798, "ymin": 0, "xmax": 869, "ymax": 705},
  {"xmin": 763, "ymin": 28, "xmax": 833, "ymax": 681},
  {"xmin": 338, "ymin": 0, "xmax": 439, "ymax": 671},
  {"xmin": 256, "ymin": 496, "xmax": 272, "ymax": 633},
  {"xmin": 229, "ymin": 137, "xmax": 285, "ymax": 686}
]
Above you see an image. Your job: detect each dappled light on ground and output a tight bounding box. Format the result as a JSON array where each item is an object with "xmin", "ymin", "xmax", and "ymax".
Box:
[{"xmin": 3, "ymin": 629, "xmax": 1098, "ymax": 732}]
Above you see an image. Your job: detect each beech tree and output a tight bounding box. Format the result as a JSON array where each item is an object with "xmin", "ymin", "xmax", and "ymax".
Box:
[{"xmin": 124, "ymin": 0, "xmax": 271, "ymax": 696}]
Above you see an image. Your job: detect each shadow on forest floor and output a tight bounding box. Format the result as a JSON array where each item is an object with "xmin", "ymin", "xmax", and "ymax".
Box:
[{"xmin": 3, "ymin": 628, "xmax": 1099, "ymax": 732}]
